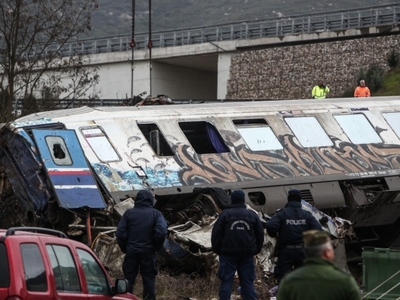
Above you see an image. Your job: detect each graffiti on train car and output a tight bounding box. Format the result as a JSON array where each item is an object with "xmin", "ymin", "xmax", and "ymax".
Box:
[
  {"xmin": 177, "ymin": 136, "xmax": 400, "ymax": 183},
  {"xmin": 91, "ymin": 131, "xmax": 400, "ymax": 190}
]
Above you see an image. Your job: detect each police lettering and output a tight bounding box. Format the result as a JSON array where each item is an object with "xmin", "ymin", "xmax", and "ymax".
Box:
[
  {"xmin": 286, "ymin": 219, "xmax": 306, "ymax": 225},
  {"xmin": 230, "ymin": 220, "xmax": 251, "ymax": 230}
]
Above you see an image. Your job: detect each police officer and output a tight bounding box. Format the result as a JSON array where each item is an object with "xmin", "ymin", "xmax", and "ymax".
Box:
[
  {"xmin": 211, "ymin": 190, "xmax": 264, "ymax": 300},
  {"xmin": 266, "ymin": 189, "xmax": 322, "ymax": 283},
  {"xmin": 116, "ymin": 190, "xmax": 168, "ymax": 300}
]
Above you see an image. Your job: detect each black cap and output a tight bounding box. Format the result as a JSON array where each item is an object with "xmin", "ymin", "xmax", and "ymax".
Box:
[
  {"xmin": 288, "ymin": 189, "xmax": 301, "ymax": 201},
  {"xmin": 231, "ymin": 190, "xmax": 245, "ymax": 204}
]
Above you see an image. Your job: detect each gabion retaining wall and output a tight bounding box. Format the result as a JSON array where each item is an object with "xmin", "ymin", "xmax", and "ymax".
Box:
[{"xmin": 226, "ymin": 35, "xmax": 400, "ymax": 100}]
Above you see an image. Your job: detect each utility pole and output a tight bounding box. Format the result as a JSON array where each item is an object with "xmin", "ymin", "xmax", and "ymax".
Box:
[
  {"xmin": 130, "ymin": 0, "xmax": 136, "ymax": 102},
  {"xmin": 130, "ymin": 0, "xmax": 152, "ymax": 100},
  {"xmin": 148, "ymin": 0, "xmax": 153, "ymax": 96}
]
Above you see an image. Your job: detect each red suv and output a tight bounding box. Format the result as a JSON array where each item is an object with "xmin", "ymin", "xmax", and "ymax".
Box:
[{"xmin": 0, "ymin": 227, "xmax": 139, "ymax": 300}]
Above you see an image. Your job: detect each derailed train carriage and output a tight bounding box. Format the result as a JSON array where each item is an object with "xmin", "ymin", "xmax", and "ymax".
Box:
[{"xmin": 0, "ymin": 96, "xmax": 399, "ymax": 275}]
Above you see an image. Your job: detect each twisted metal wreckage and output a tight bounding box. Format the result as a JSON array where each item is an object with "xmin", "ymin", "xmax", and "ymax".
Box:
[{"xmin": 4, "ymin": 96, "xmax": 400, "ymax": 277}]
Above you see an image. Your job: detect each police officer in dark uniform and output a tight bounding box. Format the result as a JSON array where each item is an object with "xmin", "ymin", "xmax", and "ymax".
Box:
[
  {"xmin": 116, "ymin": 190, "xmax": 168, "ymax": 300},
  {"xmin": 211, "ymin": 190, "xmax": 264, "ymax": 300},
  {"xmin": 266, "ymin": 189, "xmax": 322, "ymax": 283}
]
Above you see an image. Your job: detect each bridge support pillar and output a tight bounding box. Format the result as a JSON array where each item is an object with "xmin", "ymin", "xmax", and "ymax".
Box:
[{"xmin": 217, "ymin": 52, "xmax": 234, "ymax": 100}]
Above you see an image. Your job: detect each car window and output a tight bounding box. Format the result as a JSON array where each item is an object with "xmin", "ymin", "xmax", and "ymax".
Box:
[
  {"xmin": 20, "ymin": 243, "xmax": 47, "ymax": 292},
  {"xmin": 0, "ymin": 243, "xmax": 10, "ymax": 287},
  {"xmin": 76, "ymin": 248, "xmax": 109, "ymax": 294},
  {"xmin": 46, "ymin": 244, "xmax": 81, "ymax": 292}
]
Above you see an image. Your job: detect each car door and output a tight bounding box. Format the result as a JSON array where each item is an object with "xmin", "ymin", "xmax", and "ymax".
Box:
[
  {"xmin": 31, "ymin": 129, "xmax": 105, "ymax": 209},
  {"xmin": 15, "ymin": 242, "xmax": 55, "ymax": 300},
  {"xmin": 14, "ymin": 240, "xmax": 87, "ymax": 300}
]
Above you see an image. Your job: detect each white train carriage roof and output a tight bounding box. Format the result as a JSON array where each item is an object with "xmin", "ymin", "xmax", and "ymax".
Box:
[{"xmin": 12, "ymin": 96, "xmax": 400, "ymax": 126}]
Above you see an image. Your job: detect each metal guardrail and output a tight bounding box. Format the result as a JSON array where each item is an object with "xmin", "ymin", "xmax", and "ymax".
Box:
[
  {"xmin": 12, "ymin": 98, "xmax": 267, "ymax": 115},
  {"xmin": 51, "ymin": 3, "xmax": 400, "ymax": 57}
]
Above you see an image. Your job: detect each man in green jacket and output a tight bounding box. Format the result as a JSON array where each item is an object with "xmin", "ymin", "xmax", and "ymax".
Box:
[
  {"xmin": 276, "ymin": 230, "xmax": 361, "ymax": 300},
  {"xmin": 312, "ymin": 80, "xmax": 330, "ymax": 99}
]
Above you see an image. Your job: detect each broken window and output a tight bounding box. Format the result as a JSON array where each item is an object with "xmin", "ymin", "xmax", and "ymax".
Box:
[
  {"xmin": 334, "ymin": 114, "xmax": 382, "ymax": 144},
  {"xmin": 248, "ymin": 191, "xmax": 266, "ymax": 205},
  {"xmin": 383, "ymin": 112, "xmax": 400, "ymax": 139},
  {"xmin": 137, "ymin": 123, "xmax": 174, "ymax": 156},
  {"xmin": 233, "ymin": 118, "xmax": 282, "ymax": 151},
  {"xmin": 53, "ymin": 144, "xmax": 65, "ymax": 159},
  {"xmin": 45, "ymin": 136, "xmax": 72, "ymax": 166},
  {"xmin": 285, "ymin": 116, "xmax": 333, "ymax": 147},
  {"xmin": 179, "ymin": 121, "xmax": 230, "ymax": 154},
  {"xmin": 81, "ymin": 127, "xmax": 121, "ymax": 162}
]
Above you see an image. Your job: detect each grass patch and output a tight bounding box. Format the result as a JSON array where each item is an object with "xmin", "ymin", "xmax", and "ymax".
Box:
[{"xmin": 374, "ymin": 66, "xmax": 400, "ymax": 96}]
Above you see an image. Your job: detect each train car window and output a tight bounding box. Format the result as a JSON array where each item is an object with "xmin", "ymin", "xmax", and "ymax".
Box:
[
  {"xmin": 80, "ymin": 127, "xmax": 121, "ymax": 162},
  {"xmin": 233, "ymin": 119, "xmax": 282, "ymax": 151},
  {"xmin": 233, "ymin": 119, "xmax": 267, "ymax": 125},
  {"xmin": 334, "ymin": 114, "xmax": 382, "ymax": 144},
  {"xmin": 383, "ymin": 112, "xmax": 400, "ymax": 139},
  {"xmin": 248, "ymin": 191, "xmax": 266, "ymax": 205},
  {"xmin": 137, "ymin": 123, "xmax": 174, "ymax": 156},
  {"xmin": 45, "ymin": 136, "xmax": 73, "ymax": 166},
  {"xmin": 285, "ymin": 117, "xmax": 333, "ymax": 147},
  {"xmin": 179, "ymin": 121, "xmax": 230, "ymax": 154}
]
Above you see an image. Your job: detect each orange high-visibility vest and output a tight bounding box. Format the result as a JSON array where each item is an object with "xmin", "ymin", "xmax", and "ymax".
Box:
[{"xmin": 354, "ymin": 86, "xmax": 371, "ymax": 97}]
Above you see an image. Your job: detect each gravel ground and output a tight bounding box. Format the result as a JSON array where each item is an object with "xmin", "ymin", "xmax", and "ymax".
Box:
[{"xmin": 110, "ymin": 268, "xmax": 276, "ymax": 299}]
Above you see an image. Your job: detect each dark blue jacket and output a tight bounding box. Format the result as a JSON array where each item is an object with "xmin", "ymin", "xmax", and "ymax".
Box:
[
  {"xmin": 211, "ymin": 203, "xmax": 264, "ymax": 256},
  {"xmin": 116, "ymin": 190, "xmax": 167, "ymax": 253},
  {"xmin": 266, "ymin": 200, "xmax": 322, "ymax": 246}
]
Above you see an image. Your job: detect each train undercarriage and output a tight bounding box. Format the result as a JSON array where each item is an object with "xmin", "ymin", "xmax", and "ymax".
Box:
[{"xmin": 3, "ymin": 169, "xmax": 396, "ymax": 279}]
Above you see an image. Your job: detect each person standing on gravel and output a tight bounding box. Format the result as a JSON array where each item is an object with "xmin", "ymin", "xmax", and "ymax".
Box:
[
  {"xmin": 211, "ymin": 190, "xmax": 264, "ymax": 300},
  {"xmin": 266, "ymin": 189, "xmax": 322, "ymax": 284},
  {"xmin": 116, "ymin": 190, "xmax": 168, "ymax": 300}
]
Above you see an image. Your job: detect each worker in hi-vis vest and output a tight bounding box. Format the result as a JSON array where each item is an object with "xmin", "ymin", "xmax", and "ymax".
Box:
[
  {"xmin": 312, "ymin": 80, "xmax": 330, "ymax": 99},
  {"xmin": 354, "ymin": 80, "xmax": 371, "ymax": 97}
]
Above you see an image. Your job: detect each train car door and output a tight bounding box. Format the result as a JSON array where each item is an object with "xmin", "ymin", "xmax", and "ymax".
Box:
[{"xmin": 32, "ymin": 129, "xmax": 106, "ymax": 209}]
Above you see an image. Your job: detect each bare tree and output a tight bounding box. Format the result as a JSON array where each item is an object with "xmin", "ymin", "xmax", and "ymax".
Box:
[{"xmin": 0, "ymin": 0, "xmax": 99, "ymax": 122}]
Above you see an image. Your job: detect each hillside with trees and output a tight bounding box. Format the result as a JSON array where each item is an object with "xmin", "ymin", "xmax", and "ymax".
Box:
[{"xmin": 87, "ymin": 0, "xmax": 400, "ymax": 39}]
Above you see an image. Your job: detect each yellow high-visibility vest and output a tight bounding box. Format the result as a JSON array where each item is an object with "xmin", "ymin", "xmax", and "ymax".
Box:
[{"xmin": 312, "ymin": 85, "xmax": 330, "ymax": 99}]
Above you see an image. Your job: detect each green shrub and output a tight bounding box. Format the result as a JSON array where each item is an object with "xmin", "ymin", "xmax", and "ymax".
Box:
[
  {"xmin": 356, "ymin": 64, "xmax": 385, "ymax": 93},
  {"xmin": 366, "ymin": 64, "xmax": 385, "ymax": 93},
  {"xmin": 356, "ymin": 67, "xmax": 367, "ymax": 85},
  {"xmin": 387, "ymin": 49, "xmax": 399, "ymax": 69}
]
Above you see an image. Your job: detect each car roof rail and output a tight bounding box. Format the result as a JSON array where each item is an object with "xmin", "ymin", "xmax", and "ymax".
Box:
[{"xmin": 5, "ymin": 227, "xmax": 68, "ymax": 238}]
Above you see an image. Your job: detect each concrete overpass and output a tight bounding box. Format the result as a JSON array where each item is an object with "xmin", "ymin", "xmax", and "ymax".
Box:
[{"xmin": 66, "ymin": 3, "xmax": 400, "ymax": 100}]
